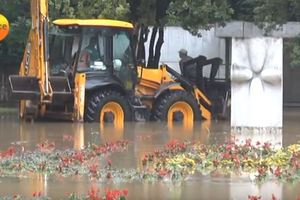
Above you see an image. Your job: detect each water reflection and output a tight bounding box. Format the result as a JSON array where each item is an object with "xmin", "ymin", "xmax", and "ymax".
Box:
[
  {"xmin": 19, "ymin": 174, "xmax": 48, "ymax": 197},
  {"xmin": 230, "ymin": 182, "xmax": 282, "ymax": 200},
  {"xmin": 231, "ymin": 127, "xmax": 283, "ymax": 148},
  {"xmin": 229, "ymin": 127, "xmax": 284, "ymax": 199}
]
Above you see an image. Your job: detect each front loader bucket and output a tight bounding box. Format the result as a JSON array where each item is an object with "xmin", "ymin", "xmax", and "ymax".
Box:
[
  {"xmin": 9, "ymin": 75, "xmax": 40, "ymax": 100},
  {"xmin": 49, "ymin": 76, "xmax": 72, "ymax": 103}
]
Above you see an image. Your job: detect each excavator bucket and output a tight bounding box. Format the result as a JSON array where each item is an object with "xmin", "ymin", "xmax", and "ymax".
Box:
[
  {"xmin": 9, "ymin": 75, "xmax": 40, "ymax": 101},
  {"xmin": 49, "ymin": 76, "xmax": 72, "ymax": 103},
  {"xmin": 9, "ymin": 75, "xmax": 72, "ymax": 103}
]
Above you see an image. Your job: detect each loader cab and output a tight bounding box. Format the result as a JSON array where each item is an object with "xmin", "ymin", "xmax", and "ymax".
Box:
[
  {"xmin": 51, "ymin": 19, "xmax": 137, "ymax": 92},
  {"xmin": 49, "ymin": 28, "xmax": 80, "ymax": 77}
]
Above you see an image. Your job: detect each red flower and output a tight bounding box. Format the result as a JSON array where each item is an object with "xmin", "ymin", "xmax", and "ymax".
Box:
[
  {"xmin": 158, "ymin": 168, "xmax": 168, "ymax": 177},
  {"xmin": 263, "ymin": 142, "xmax": 271, "ymax": 151},
  {"xmin": 154, "ymin": 149, "xmax": 160, "ymax": 156},
  {"xmin": 38, "ymin": 162, "xmax": 46, "ymax": 171},
  {"xmin": 106, "ymin": 189, "xmax": 119, "ymax": 200},
  {"xmin": 166, "ymin": 139, "xmax": 178, "ymax": 149},
  {"xmin": 122, "ymin": 189, "xmax": 129, "ymax": 196},
  {"xmin": 37, "ymin": 140, "xmax": 55, "ymax": 153},
  {"xmin": 232, "ymin": 155, "xmax": 240, "ymax": 166},
  {"xmin": 32, "ymin": 191, "xmax": 41, "ymax": 197},
  {"xmin": 222, "ymin": 153, "xmax": 231, "ymax": 159},
  {"xmin": 63, "ymin": 134, "xmax": 74, "ymax": 142},
  {"xmin": 248, "ymin": 195, "xmax": 261, "ymax": 200},
  {"xmin": 105, "ymin": 188, "xmax": 127, "ymax": 200},
  {"xmin": 73, "ymin": 151, "xmax": 85, "ymax": 163},
  {"xmin": 88, "ymin": 185, "xmax": 101, "ymax": 200},
  {"xmin": 213, "ymin": 159, "xmax": 219, "ymax": 167},
  {"xmin": 257, "ymin": 167, "xmax": 266, "ymax": 176},
  {"xmin": 142, "ymin": 158, "xmax": 147, "ymax": 166},
  {"xmin": 106, "ymin": 172, "xmax": 112, "ymax": 179},
  {"xmin": 274, "ymin": 167, "xmax": 281, "ymax": 177},
  {"xmin": 0, "ymin": 147, "xmax": 16, "ymax": 158},
  {"xmin": 107, "ymin": 159, "xmax": 112, "ymax": 167},
  {"xmin": 6, "ymin": 147, "xmax": 16, "ymax": 156},
  {"xmin": 245, "ymin": 139, "xmax": 252, "ymax": 147},
  {"xmin": 225, "ymin": 144, "xmax": 233, "ymax": 151},
  {"xmin": 272, "ymin": 194, "xmax": 278, "ymax": 200},
  {"xmin": 89, "ymin": 163, "xmax": 99, "ymax": 176},
  {"xmin": 60, "ymin": 156, "xmax": 72, "ymax": 167}
]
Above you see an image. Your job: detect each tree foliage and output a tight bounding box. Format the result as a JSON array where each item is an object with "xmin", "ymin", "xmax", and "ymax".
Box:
[
  {"xmin": 285, "ymin": 39, "xmax": 300, "ymax": 68},
  {"xmin": 167, "ymin": 0, "xmax": 233, "ymax": 36},
  {"xmin": 49, "ymin": 0, "xmax": 130, "ymax": 20},
  {"xmin": 254, "ymin": 0, "xmax": 300, "ymax": 24},
  {"xmin": 0, "ymin": 1, "xmax": 30, "ymax": 72},
  {"xmin": 252, "ymin": 0, "xmax": 300, "ymax": 68},
  {"xmin": 2, "ymin": 0, "xmax": 300, "ymax": 71},
  {"xmin": 229, "ymin": 0, "xmax": 256, "ymax": 21}
]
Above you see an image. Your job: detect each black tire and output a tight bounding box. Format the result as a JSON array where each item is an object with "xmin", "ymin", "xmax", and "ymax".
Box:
[
  {"xmin": 152, "ymin": 90, "xmax": 201, "ymax": 122},
  {"xmin": 85, "ymin": 90, "xmax": 132, "ymax": 122}
]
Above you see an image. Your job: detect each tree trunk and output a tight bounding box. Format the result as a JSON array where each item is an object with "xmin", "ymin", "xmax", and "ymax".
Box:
[
  {"xmin": 134, "ymin": 24, "xmax": 148, "ymax": 65},
  {"xmin": 153, "ymin": 26, "xmax": 164, "ymax": 68},
  {"xmin": 147, "ymin": 26, "xmax": 158, "ymax": 68}
]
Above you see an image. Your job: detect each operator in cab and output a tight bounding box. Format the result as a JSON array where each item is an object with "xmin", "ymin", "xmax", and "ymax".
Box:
[{"xmin": 78, "ymin": 36, "xmax": 100, "ymax": 69}]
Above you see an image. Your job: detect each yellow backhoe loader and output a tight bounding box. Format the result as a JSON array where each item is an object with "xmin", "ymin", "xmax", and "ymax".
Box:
[{"xmin": 9, "ymin": 0, "xmax": 215, "ymax": 126}]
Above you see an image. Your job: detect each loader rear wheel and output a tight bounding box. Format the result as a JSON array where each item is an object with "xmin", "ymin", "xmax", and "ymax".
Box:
[
  {"xmin": 85, "ymin": 90, "xmax": 132, "ymax": 124},
  {"xmin": 152, "ymin": 90, "xmax": 201, "ymax": 123}
]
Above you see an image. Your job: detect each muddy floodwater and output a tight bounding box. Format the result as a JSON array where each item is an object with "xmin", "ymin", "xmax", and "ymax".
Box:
[{"xmin": 0, "ymin": 108, "xmax": 300, "ymax": 199}]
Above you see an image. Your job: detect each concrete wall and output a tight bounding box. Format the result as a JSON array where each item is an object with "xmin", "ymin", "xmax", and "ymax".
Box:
[
  {"xmin": 145, "ymin": 27, "xmax": 226, "ymax": 78},
  {"xmin": 215, "ymin": 21, "xmax": 300, "ymax": 38}
]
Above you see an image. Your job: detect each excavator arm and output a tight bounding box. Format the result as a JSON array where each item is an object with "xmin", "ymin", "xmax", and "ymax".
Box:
[{"xmin": 9, "ymin": 0, "xmax": 52, "ymax": 102}]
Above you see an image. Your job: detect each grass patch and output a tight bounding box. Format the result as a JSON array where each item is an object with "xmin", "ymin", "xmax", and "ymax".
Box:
[{"xmin": 0, "ymin": 107, "xmax": 18, "ymax": 113}]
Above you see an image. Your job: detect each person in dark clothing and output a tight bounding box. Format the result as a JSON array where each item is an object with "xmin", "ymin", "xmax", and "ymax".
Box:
[
  {"xmin": 78, "ymin": 36, "xmax": 100, "ymax": 69},
  {"xmin": 179, "ymin": 48, "xmax": 222, "ymax": 91},
  {"xmin": 178, "ymin": 48, "xmax": 197, "ymax": 84}
]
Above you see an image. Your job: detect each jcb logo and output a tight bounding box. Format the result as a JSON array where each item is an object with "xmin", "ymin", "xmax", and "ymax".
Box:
[{"xmin": 0, "ymin": 14, "xmax": 9, "ymax": 41}]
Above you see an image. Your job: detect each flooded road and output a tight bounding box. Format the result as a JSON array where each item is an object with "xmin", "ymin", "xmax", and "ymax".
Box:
[{"xmin": 0, "ymin": 108, "xmax": 299, "ymax": 199}]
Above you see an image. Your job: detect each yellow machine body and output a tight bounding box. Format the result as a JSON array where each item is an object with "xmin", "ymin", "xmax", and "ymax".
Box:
[{"xmin": 136, "ymin": 66, "xmax": 212, "ymax": 120}]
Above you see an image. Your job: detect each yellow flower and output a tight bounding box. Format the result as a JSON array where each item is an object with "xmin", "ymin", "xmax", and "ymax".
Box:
[
  {"xmin": 287, "ymin": 144, "xmax": 300, "ymax": 154},
  {"xmin": 264, "ymin": 149, "xmax": 289, "ymax": 167},
  {"xmin": 242, "ymin": 158, "xmax": 255, "ymax": 168}
]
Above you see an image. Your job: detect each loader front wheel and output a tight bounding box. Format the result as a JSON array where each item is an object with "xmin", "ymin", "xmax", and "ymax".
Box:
[
  {"xmin": 152, "ymin": 90, "xmax": 201, "ymax": 123},
  {"xmin": 85, "ymin": 90, "xmax": 132, "ymax": 124}
]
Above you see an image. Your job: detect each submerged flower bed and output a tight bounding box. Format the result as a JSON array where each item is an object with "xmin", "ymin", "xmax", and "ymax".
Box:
[
  {"xmin": 0, "ymin": 138, "xmax": 300, "ymax": 183},
  {"xmin": 144, "ymin": 139, "xmax": 300, "ymax": 182},
  {"xmin": 1, "ymin": 186, "xmax": 128, "ymax": 200}
]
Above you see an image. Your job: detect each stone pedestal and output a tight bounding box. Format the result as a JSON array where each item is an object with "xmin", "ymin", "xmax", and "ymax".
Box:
[{"xmin": 231, "ymin": 37, "xmax": 283, "ymax": 128}]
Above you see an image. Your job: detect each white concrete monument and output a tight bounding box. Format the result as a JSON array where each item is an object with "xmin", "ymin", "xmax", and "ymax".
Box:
[{"xmin": 231, "ymin": 37, "xmax": 283, "ymax": 128}]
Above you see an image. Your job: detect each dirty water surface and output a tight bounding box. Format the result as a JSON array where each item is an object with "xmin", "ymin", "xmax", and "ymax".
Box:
[{"xmin": 0, "ymin": 109, "xmax": 299, "ymax": 200}]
